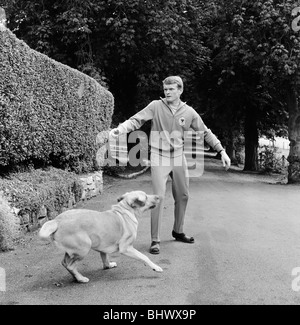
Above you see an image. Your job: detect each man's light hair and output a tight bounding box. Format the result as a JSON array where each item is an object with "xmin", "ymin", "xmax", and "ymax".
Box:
[{"xmin": 163, "ymin": 76, "xmax": 184, "ymax": 90}]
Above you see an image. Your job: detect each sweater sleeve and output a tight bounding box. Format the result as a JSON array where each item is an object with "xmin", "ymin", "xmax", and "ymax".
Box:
[
  {"xmin": 190, "ymin": 111, "xmax": 224, "ymax": 153},
  {"xmin": 118, "ymin": 101, "xmax": 156, "ymax": 134}
]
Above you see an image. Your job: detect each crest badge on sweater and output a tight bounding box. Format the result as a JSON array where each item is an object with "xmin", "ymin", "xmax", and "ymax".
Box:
[{"xmin": 179, "ymin": 117, "xmax": 186, "ymax": 126}]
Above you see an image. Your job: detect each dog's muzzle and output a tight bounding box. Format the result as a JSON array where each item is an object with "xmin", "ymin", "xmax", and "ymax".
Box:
[{"xmin": 149, "ymin": 195, "xmax": 160, "ymax": 209}]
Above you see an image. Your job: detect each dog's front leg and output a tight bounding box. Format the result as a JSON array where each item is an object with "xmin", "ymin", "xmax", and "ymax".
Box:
[
  {"xmin": 100, "ymin": 252, "xmax": 117, "ymax": 269},
  {"xmin": 121, "ymin": 246, "xmax": 163, "ymax": 272}
]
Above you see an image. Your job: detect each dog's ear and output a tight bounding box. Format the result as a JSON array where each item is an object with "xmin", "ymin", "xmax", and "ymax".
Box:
[
  {"xmin": 117, "ymin": 193, "xmax": 127, "ymax": 202},
  {"xmin": 131, "ymin": 198, "xmax": 146, "ymax": 208},
  {"xmin": 118, "ymin": 191, "xmax": 147, "ymax": 208},
  {"xmin": 130, "ymin": 192, "xmax": 147, "ymax": 208}
]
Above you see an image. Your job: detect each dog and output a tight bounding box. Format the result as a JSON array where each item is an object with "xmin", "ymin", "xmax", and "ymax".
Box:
[{"xmin": 38, "ymin": 191, "xmax": 162, "ymax": 283}]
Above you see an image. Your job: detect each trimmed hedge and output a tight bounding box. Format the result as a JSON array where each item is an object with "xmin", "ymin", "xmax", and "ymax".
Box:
[{"xmin": 0, "ymin": 28, "xmax": 114, "ymax": 173}]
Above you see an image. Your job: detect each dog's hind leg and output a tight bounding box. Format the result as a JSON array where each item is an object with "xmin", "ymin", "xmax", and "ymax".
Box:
[
  {"xmin": 100, "ymin": 252, "xmax": 117, "ymax": 269},
  {"xmin": 62, "ymin": 253, "xmax": 89, "ymax": 283}
]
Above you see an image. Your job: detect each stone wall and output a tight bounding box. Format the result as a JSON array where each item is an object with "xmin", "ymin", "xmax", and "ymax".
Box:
[{"xmin": 1, "ymin": 170, "xmax": 104, "ymax": 234}]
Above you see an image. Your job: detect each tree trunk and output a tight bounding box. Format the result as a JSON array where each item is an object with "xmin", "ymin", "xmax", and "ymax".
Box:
[
  {"xmin": 243, "ymin": 106, "xmax": 258, "ymax": 171},
  {"xmin": 287, "ymin": 88, "xmax": 300, "ymax": 183},
  {"xmin": 226, "ymin": 131, "xmax": 238, "ymax": 166}
]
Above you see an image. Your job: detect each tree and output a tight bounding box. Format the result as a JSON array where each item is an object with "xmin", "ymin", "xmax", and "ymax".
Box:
[
  {"xmin": 4, "ymin": 0, "xmax": 211, "ymax": 122},
  {"xmin": 235, "ymin": 0, "xmax": 300, "ymax": 182},
  {"xmin": 201, "ymin": 1, "xmax": 299, "ymax": 176},
  {"xmin": 92, "ymin": 0, "xmax": 212, "ymax": 120}
]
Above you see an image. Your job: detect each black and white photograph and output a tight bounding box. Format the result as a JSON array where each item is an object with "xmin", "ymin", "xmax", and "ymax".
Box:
[{"xmin": 1, "ymin": 0, "xmax": 300, "ymax": 310}]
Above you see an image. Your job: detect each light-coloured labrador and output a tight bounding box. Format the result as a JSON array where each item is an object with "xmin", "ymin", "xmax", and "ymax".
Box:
[{"xmin": 39, "ymin": 190, "xmax": 162, "ymax": 283}]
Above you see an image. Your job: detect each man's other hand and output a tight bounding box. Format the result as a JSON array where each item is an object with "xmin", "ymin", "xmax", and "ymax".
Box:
[{"xmin": 220, "ymin": 150, "xmax": 231, "ymax": 171}]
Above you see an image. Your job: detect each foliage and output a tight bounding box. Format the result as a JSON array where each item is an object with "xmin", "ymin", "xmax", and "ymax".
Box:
[
  {"xmin": 0, "ymin": 193, "xmax": 20, "ymax": 251},
  {"xmin": 0, "ymin": 167, "xmax": 82, "ymax": 218},
  {"xmin": 95, "ymin": 0, "xmax": 211, "ymax": 112},
  {"xmin": 0, "ymin": 27, "xmax": 114, "ymax": 173},
  {"xmin": 198, "ymin": 0, "xmax": 296, "ymax": 170},
  {"xmin": 102, "ymin": 164, "xmax": 127, "ymax": 177},
  {"xmin": 258, "ymin": 145, "xmax": 286, "ymax": 174},
  {"xmin": 205, "ymin": 0, "xmax": 292, "ymax": 122},
  {"xmin": 3, "ymin": 0, "xmax": 211, "ymax": 120},
  {"xmin": 2, "ymin": 0, "xmax": 300, "ymax": 175}
]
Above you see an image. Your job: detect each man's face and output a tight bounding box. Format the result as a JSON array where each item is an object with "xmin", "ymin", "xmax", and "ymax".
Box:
[{"xmin": 163, "ymin": 83, "xmax": 183, "ymax": 104}]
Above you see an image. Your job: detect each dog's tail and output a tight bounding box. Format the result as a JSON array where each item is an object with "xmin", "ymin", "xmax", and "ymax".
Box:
[{"xmin": 39, "ymin": 220, "xmax": 58, "ymax": 241}]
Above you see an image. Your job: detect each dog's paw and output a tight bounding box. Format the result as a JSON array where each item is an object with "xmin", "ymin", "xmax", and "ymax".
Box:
[
  {"xmin": 76, "ymin": 276, "xmax": 90, "ymax": 283},
  {"xmin": 109, "ymin": 262, "xmax": 117, "ymax": 268},
  {"xmin": 103, "ymin": 262, "xmax": 117, "ymax": 270},
  {"xmin": 153, "ymin": 265, "xmax": 163, "ymax": 272}
]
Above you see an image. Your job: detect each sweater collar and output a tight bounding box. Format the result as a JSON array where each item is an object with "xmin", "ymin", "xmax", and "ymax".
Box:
[{"xmin": 160, "ymin": 97, "xmax": 186, "ymax": 112}]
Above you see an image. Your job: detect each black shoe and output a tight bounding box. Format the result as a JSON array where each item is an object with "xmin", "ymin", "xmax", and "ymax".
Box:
[
  {"xmin": 172, "ymin": 230, "xmax": 194, "ymax": 243},
  {"xmin": 149, "ymin": 241, "xmax": 160, "ymax": 254}
]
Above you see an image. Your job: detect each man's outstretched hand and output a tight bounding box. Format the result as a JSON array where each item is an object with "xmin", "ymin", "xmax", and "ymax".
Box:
[
  {"xmin": 109, "ymin": 128, "xmax": 120, "ymax": 139},
  {"xmin": 220, "ymin": 150, "xmax": 231, "ymax": 171}
]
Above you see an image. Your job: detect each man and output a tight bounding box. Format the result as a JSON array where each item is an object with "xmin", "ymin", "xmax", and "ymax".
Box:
[{"xmin": 110, "ymin": 76, "xmax": 231, "ymax": 254}]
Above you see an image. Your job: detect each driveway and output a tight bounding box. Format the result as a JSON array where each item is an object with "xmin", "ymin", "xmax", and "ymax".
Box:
[{"xmin": 1, "ymin": 158, "xmax": 300, "ymax": 305}]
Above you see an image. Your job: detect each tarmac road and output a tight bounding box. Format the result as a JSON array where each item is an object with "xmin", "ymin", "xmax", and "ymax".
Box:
[{"xmin": 1, "ymin": 158, "xmax": 300, "ymax": 305}]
